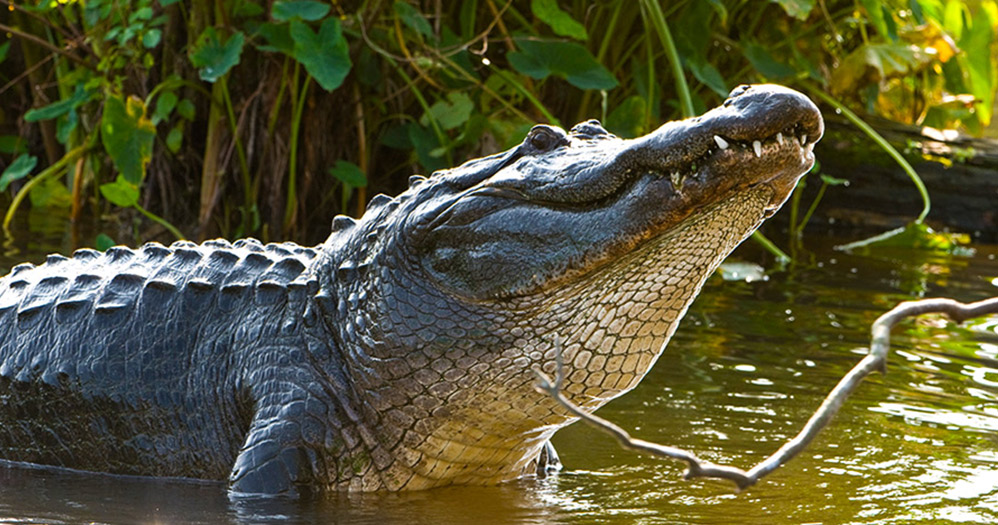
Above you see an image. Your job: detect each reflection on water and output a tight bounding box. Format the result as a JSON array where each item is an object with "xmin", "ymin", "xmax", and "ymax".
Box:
[{"xmin": 0, "ymin": 231, "xmax": 997, "ymax": 524}]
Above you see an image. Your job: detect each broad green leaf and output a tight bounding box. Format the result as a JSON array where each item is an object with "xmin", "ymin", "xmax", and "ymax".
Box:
[
  {"xmin": 25, "ymin": 85, "xmax": 90, "ymax": 122},
  {"xmin": 143, "ymin": 28, "xmax": 162, "ymax": 48},
  {"xmin": 772, "ymin": 0, "xmax": 815, "ymax": 20},
  {"xmin": 153, "ymin": 91, "xmax": 177, "ymax": 123},
  {"xmin": 421, "ymin": 92, "xmax": 474, "ymax": 130},
  {"xmin": 166, "ymin": 123, "xmax": 184, "ymax": 153},
  {"xmin": 177, "ymin": 98, "xmax": 196, "ymax": 120},
  {"xmin": 189, "ymin": 28, "xmax": 245, "ymax": 82},
  {"xmin": 531, "ymin": 0, "xmax": 587, "ymax": 40},
  {"xmin": 605, "ymin": 95, "xmax": 645, "ymax": 138},
  {"xmin": 99, "ymin": 175, "xmax": 140, "ymax": 207},
  {"xmin": 255, "ymin": 22, "xmax": 294, "ymax": 54},
  {"xmin": 743, "ymin": 42, "xmax": 796, "ymax": 80},
  {"xmin": 95, "ymin": 233, "xmax": 116, "ymax": 251},
  {"xmin": 508, "ymin": 39, "xmax": 617, "ymax": 90},
  {"xmin": 393, "ymin": 1, "xmax": 434, "ymax": 38},
  {"xmin": 129, "ymin": 6, "xmax": 153, "ymax": 22},
  {"xmin": 101, "ymin": 94, "xmax": 156, "ymax": 184},
  {"xmin": 688, "ymin": 59, "xmax": 728, "ymax": 98},
  {"xmin": 328, "ymin": 160, "xmax": 367, "ymax": 187},
  {"xmin": 0, "ymin": 154, "xmax": 37, "ymax": 191},
  {"xmin": 290, "ymin": 18, "xmax": 352, "ymax": 91},
  {"xmin": 272, "ymin": 0, "xmax": 330, "ymax": 22},
  {"xmin": 830, "ymin": 43, "xmax": 931, "ymax": 95}
]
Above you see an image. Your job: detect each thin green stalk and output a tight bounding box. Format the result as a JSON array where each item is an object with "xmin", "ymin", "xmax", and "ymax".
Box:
[
  {"xmin": 796, "ymin": 182, "xmax": 829, "ymax": 237},
  {"xmin": 640, "ymin": 0, "xmax": 693, "ymax": 118},
  {"xmin": 807, "ymin": 85, "xmax": 930, "ymax": 223},
  {"xmin": 219, "ymin": 75, "xmax": 253, "ymax": 230},
  {"xmin": 751, "ymin": 230, "xmax": 790, "ymax": 265},
  {"xmin": 284, "ymin": 66, "xmax": 311, "ymax": 232},
  {"xmin": 3, "ymin": 139, "xmax": 94, "ymax": 235},
  {"xmin": 135, "ymin": 202, "xmax": 185, "ymax": 240},
  {"xmin": 488, "ymin": 67, "xmax": 560, "ymax": 126}
]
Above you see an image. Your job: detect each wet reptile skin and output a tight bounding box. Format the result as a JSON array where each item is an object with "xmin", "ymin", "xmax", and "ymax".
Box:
[{"xmin": 0, "ymin": 85, "xmax": 822, "ymax": 496}]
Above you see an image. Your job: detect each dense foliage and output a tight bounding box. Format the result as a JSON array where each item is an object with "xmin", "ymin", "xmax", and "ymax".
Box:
[{"xmin": 0, "ymin": 0, "xmax": 995, "ymax": 245}]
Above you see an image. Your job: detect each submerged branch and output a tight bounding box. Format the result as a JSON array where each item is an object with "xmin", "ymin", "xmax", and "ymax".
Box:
[{"xmin": 535, "ymin": 296, "xmax": 998, "ymax": 490}]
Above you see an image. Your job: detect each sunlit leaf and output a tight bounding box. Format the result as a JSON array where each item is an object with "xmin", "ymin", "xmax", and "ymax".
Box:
[
  {"xmin": 508, "ymin": 39, "xmax": 617, "ymax": 90},
  {"xmin": 393, "ymin": 1, "xmax": 434, "ymax": 38},
  {"xmin": 272, "ymin": 0, "xmax": 330, "ymax": 22},
  {"xmin": 29, "ymin": 177, "xmax": 72, "ymax": 209},
  {"xmin": 772, "ymin": 0, "xmax": 815, "ymax": 20},
  {"xmin": 289, "ymin": 18, "xmax": 352, "ymax": 91},
  {"xmin": 0, "ymin": 154, "xmax": 37, "ymax": 191},
  {"xmin": 99, "ymin": 175, "xmax": 140, "ymax": 207},
  {"xmin": 101, "ymin": 94, "xmax": 156, "ymax": 184},
  {"xmin": 328, "ymin": 160, "xmax": 367, "ymax": 187},
  {"xmin": 830, "ymin": 43, "xmax": 932, "ymax": 95},
  {"xmin": 718, "ymin": 260, "xmax": 768, "ymax": 282},
  {"xmin": 421, "ymin": 92, "xmax": 474, "ymax": 130},
  {"xmin": 531, "ymin": 0, "xmax": 587, "ymax": 40},
  {"xmin": 189, "ymin": 27, "xmax": 245, "ymax": 82},
  {"xmin": 836, "ymin": 222, "xmax": 970, "ymax": 254}
]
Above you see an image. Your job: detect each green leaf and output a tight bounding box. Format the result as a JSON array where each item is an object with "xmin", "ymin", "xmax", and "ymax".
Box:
[
  {"xmin": 836, "ymin": 222, "xmax": 969, "ymax": 254},
  {"xmin": 166, "ymin": 123, "xmax": 184, "ymax": 153},
  {"xmin": 421, "ymin": 92, "xmax": 474, "ymax": 131},
  {"xmin": 24, "ymin": 85, "xmax": 90, "ymax": 122},
  {"xmin": 743, "ymin": 42, "xmax": 796, "ymax": 80},
  {"xmin": 829, "ymin": 43, "xmax": 931, "ymax": 95},
  {"xmin": 29, "ymin": 177, "xmax": 72, "ymax": 209},
  {"xmin": 0, "ymin": 41, "xmax": 10, "ymax": 64},
  {"xmin": 508, "ymin": 39, "xmax": 617, "ymax": 90},
  {"xmin": 101, "ymin": 94, "xmax": 156, "ymax": 184},
  {"xmin": 272, "ymin": 0, "xmax": 330, "ymax": 22},
  {"xmin": 0, "ymin": 135, "xmax": 26, "ymax": 155},
  {"xmin": 393, "ymin": 1, "xmax": 434, "ymax": 38},
  {"xmin": 129, "ymin": 6, "xmax": 153, "ymax": 22},
  {"xmin": 289, "ymin": 18, "xmax": 352, "ymax": 91},
  {"xmin": 177, "ymin": 98, "xmax": 196, "ymax": 120},
  {"xmin": 189, "ymin": 28, "xmax": 245, "ymax": 82},
  {"xmin": 95, "ymin": 233, "xmax": 116, "ymax": 251},
  {"xmin": 772, "ymin": 0, "xmax": 815, "ymax": 20},
  {"xmin": 99, "ymin": 175, "xmax": 140, "ymax": 207},
  {"xmin": 0, "ymin": 154, "xmax": 37, "ymax": 191},
  {"xmin": 153, "ymin": 91, "xmax": 178, "ymax": 123},
  {"xmin": 605, "ymin": 96, "xmax": 645, "ymax": 138},
  {"xmin": 255, "ymin": 22, "xmax": 294, "ymax": 54},
  {"xmin": 328, "ymin": 160, "xmax": 367, "ymax": 187},
  {"xmin": 688, "ymin": 59, "xmax": 728, "ymax": 98},
  {"xmin": 531, "ymin": 0, "xmax": 587, "ymax": 40},
  {"xmin": 143, "ymin": 28, "xmax": 162, "ymax": 48},
  {"xmin": 56, "ymin": 109, "xmax": 78, "ymax": 144}
]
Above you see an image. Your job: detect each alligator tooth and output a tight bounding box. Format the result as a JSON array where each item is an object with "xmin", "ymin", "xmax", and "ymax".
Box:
[
  {"xmin": 752, "ymin": 140, "xmax": 762, "ymax": 158},
  {"xmin": 776, "ymin": 132, "xmax": 784, "ymax": 145},
  {"xmin": 800, "ymin": 134, "xmax": 807, "ymax": 145},
  {"xmin": 670, "ymin": 172, "xmax": 684, "ymax": 190},
  {"xmin": 713, "ymin": 135, "xmax": 729, "ymax": 150}
]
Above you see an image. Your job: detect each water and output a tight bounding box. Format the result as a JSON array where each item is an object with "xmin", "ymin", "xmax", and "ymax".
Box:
[{"xmin": 0, "ymin": 230, "xmax": 997, "ymax": 524}]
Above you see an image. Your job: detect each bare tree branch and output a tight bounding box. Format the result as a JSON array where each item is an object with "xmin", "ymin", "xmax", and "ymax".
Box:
[{"xmin": 535, "ymin": 296, "xmax": 998, "ymax": 490}]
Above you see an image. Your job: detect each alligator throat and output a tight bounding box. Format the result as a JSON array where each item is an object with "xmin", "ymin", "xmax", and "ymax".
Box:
[{"xmin": 0, "ymin": 84, "xmax": 822, "ymax": 495}]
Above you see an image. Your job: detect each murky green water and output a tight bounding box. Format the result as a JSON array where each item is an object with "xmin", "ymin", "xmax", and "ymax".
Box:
[{"xmin": 0, "ymin": 228, "xmax": 996, "ymax": 524}]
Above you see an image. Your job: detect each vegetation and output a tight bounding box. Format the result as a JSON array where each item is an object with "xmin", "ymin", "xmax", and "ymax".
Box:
[{"xmin": 0, "ymin": 0, "xmax": 995, "ymax": 247}]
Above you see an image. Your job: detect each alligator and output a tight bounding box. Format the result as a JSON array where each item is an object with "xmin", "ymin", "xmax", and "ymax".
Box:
[{"xmin": 0, "ymin": 84, "xmax": 822, "ymax": 496}]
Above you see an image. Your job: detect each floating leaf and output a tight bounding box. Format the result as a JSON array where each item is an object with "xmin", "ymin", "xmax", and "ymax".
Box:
[
  {"xmin": 289, "ymin": 18, "xmax": 352, "ymax": 91},
  {"xmin": 272, "ymin": 0, "xmax": 331, "ymax": 22},
  {"xmin": 0, "ymin": 154, "xmax": 37, "ymax": 191},
  {"xmin": 421, "ymin": 92, "xmax": 474, "ymax": 130},
  {"xmin": 328, "ymin": 160, "xmax": 367, "ymax": 187},
  {"xmin": 718, "ymin": 260, "xmax": 768, "ymax": 282},
  {"xmin": 189, "ymin": 27, "xmax": 245, "ymax": 82},
  {"xmin": 101, "ymin": 94, "xmax": 156, "ymax": 184},
  {"xmin": 508, "ymin": 39, "xmax": 617, "ymax": 90},
  {"xmin": 99, "ymin": 175, "xmax": 140, "ymax": 207},
  {"xmin": 394, "ymin": 1, "xmax": 434, "ymax": 38},
  {"xmin": 531, "ymin": 0, "xmax": 587, "ymax": 40}
]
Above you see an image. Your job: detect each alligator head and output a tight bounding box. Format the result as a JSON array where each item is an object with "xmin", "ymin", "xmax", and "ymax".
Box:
[{"xmin": 315, "ymin": 84, "xmax": 823, "ymax": 490}]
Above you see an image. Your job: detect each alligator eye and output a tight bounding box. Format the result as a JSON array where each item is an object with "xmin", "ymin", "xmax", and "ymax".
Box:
[{"xmin": 526, "ymin": 125, "xmax": 566, "ymax": 152}]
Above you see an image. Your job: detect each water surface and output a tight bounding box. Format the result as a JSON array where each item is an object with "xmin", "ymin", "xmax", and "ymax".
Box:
[{"xmin": 0, "ymin": 232, "xmax": 996, "ymax": 524}]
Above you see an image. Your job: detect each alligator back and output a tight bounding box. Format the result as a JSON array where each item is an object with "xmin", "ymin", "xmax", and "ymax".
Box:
[{"xmin": 0, "ymin": 239, "xmax": 318, "ymax": 479}]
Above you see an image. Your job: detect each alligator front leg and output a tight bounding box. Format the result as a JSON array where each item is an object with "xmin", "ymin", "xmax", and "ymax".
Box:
[{"xmin": 228, "ymin": 405, "xmax": 320, "ymax": 497}]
